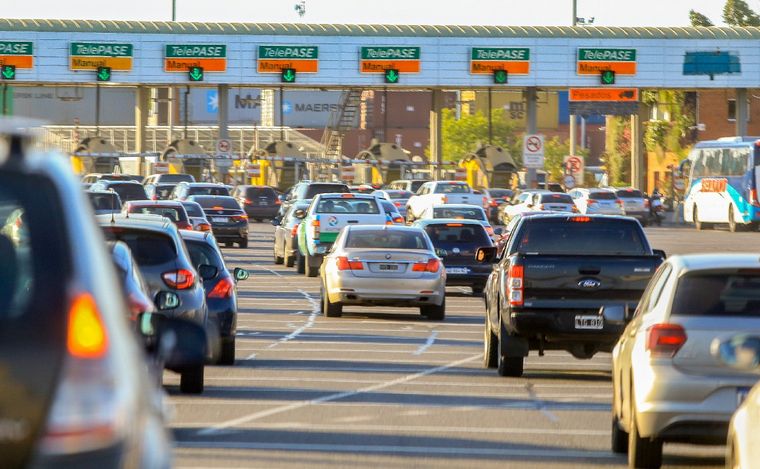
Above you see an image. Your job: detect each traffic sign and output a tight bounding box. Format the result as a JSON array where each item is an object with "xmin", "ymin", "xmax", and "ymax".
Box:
[
  {"xmin": 384, "ymin": 68, "xmax": 400, "ymax": 84},
  {"xmin": 281, "ymin": 68, "xmax": 296, "ymax": 83},
  {"xmin": 340, "ymin": 165, "xmax": 355, "ymax": 181},
  {"xmin": 0, "ymin": 42, "xmax": 34, "ymax": 70},
  {"xmin": 246, "ymin": 163, "xmax": 261, "ymax": 177},
  {"xmin": 577, "ymin": 48, "xmax": 636, "ymax": 75},
  {"xmin": 493, "ymin": 69, "xmax": 508, "ymax": 84},
  {"xmin": 188, "ymin": 66, "xmax": 204, "ymax": 82},
  {"xmin": 153, "ymin": 162, "xmax": 169, "ymax": 174},
  {"xmin": 258, "ymin": 45, "xmax": 319, "ymax": 73},
  {"xmin": 454, "ymin": 167, "xmax": 467, "ymax": 181},
  {"xmin": 360, "ymin": 46, "xmax": 420, "ymax": 74},
  {"xmin": 1, "ymin": 65, "xmax": 15, "ymax": 80},
  {"xmin": 165, "ymin": 44, "xmax": 226, "ymax": 73},
  {"xmin": 216, "ymin": 139, "xmax": 231, "ymax": 156},
  {"xmin": 568, "ymin": 88, "xmax": 638, "ymax": 102},
  {"xmin": 70, "ymin": 42, "xmax": 133, "ymax": 71},
  {"xmin": 470, "ymin": 47, "xmax": 530, "ymax": 75},
  {"xmin": 563, "ymin": 155, "xmax": 585, "ymax": 185},
  {"xmin": 522, "ymin": 134, "xmax": 545, "ymax": 169},
  {"xmin": 600, "ymin": 70, "xmax": 615, "ymax": 85},
  {"xmin": 96, "ymin": 66, "xmax": 111, "ymax": 82}
]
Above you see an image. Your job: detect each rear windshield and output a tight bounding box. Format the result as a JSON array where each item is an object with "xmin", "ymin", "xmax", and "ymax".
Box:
[
  {"xmin": 130, "ymin": 206, "xmax": 188, "ymax": 223},
  {"xmin": 182, "ymin": 202, "xmax": 204, "ymax": 217},
  {"xmin": 589, "ymin": 191, "xmax": 618, "ymax": 201},
  {"xmin": 424, "ymin": 224, "xmax": 491, "ymax": 246},
  {"xmin": 159, "ymin": 174, "xmax": 195, "ymax": 183},
  {"xmin": 672, "ymin": 272, "xmax": 760, "ymax": 317},
  {"xmin": 513, "ymin": 219, "xmax": 648, "ymax": 255},
  {"xmin": 100, "ymin": 174, "xmax": 136, "ymax": 182},
  {"xmin": 186, "ymin": 239, "xmax": 223, "ymax": 270},
  {"xmin": 245, "ymin": 186, "xmax": 276, "ymax": 198},
  {"xmin": 110, "ymin": 184, "xmax": 147, "ymax": 202},
  {"xmin": 304, "ymin": 184, "xmax": 350, "ymax": 199},
  {"xmin": 188, "ymin": 186, "xmax": 230, "ymax": 197},
  {"xmin": 345, "ymin": 230, "xmax": 429, "ymax": 250},
  {"xmin": 316, "ymin": 197, "xmax": 380, "ymax": 214},
  {"xmin": 617, "ymin": 189, "xmax": 644, "ymax": 198},
  {"xmin": 88, "ymin": 192, "xmax": 122, "ymax": 211},
  {"xmin": 389, "ymin": 191, "xmax": 413, "ymax": 199},
  {"xmin": 410, "ymin": 181, "xmax": 427, "ymax": 192},
  {"xmin": 489, "ymin": 189, "xmax": 513, "ymax": 199},
  {"xmin": 432, "ymin": 207, "xmax": 485, "ymax": 220},
  {"xmin": 195, "ymin": 197, "xmax": 241, "ymax": 210},
  {"xmin": 434, "ymin": 183, "xmax": 471, "ymax": 194},
  {"xmin": 540, "ymin": 193, "xmax": 574, "ymax": 204},
  {"xmin": 153, "ymin": 184, "xmax": 176, "ymax": 199},
  {"xmin": 381, "ymin": 200, "xmax": 398, "ymax": 214},
  {"xmin": 102, "ymin": 229, "xmax": 176, "ymax": 266},
  {"xmin": 350, "ymin": 186, "xmax": 375, "ymax": 194}
]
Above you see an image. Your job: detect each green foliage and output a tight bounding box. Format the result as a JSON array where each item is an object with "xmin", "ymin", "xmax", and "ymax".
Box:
[
  {"xmin": 542, "ymin": 137, "xmax": 589, "ymax": 183},
  {"xmin": 641, "ymin": 90, "xmax": 695, "ymax": 156},
  {"xmin": 603, "ymin": 117, "xmax": 631, "ymax": 187},
  {"xmin": 689, "ymin": 9, "xmax": 715, "ymax": 26},
  {"xmin": 437, "ymin": 108, "xmax": 522, "ymax": 164},
  {"xmin": 644, "ymin": 120, "xmax": 669, "ymax": 152},
  {"xmin": 723, "ymin": 0, "xmax": 760, "ymax": 26}
]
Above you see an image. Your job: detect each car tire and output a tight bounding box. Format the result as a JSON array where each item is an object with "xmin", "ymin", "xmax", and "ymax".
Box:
[
  {"xmin": 297, "ymin": 251, "xmax": 305, "ymax": 274},
  {"xmin": 218, "ymin": 338, "xmax": 235, "ymax": 365},
  {"xmin": 180, "ymin": 365, "xmax": 204, "ymax": 394},
  {"xmin": 472, "ymin": 284, "xmax": 485, "ymax": 296},
  {"xmin": 483, "ymin": 315, "xmax": 498, "ymax": 369},
  {"xmin": 612, "ymin": 414, "xmax": 629, "ymax": 454},
  {"xmin": 306, "ymin": 255, "xmax": 319, "ymax": 278},
  {"xmin": 694, "ymin": 207, "xmax": 707, "ymax": 231},
  {"xmin": 628, "ymin": 397, "xmax": 663, "ymax": 468},
  {"xmin": 321, "ymin": 284, "xmax": 342, "ymax": 318},
  {"xmin": 421, "ymin": 297, "xmax": 445, "ymax": 321},
  {"xmin": 239, "ymin": 238, "xmax": 248, "ymax": 249},
  {"xmin": 728, "ymin": 206, "xmax": 739, "ymax": 233},
  {"xmin": 224, "ymin": 241, "xmax": 233, "ymax": 248},
  {"xmin": 497, "ymin": 353, "xmax": 523, "ymax": 377},
  {"xmin": 285, "ymin": 253, "xmax": 295, "ymax": 267}
]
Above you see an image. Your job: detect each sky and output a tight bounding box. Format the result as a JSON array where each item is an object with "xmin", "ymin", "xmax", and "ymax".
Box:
[{"xmin": 0, "ymin": 0, "xmax": 735, "ymax": 27}]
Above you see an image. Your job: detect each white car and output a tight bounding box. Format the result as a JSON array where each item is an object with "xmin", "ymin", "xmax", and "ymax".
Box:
[
  {"xmin": 500, "ymin": 190, "xmax": 552, "ymax": 224},
  {"xmin": 568, "ymin": 188, "xmax": 624, "ymax": 215},
  {"xmin": 405, "ymin": 181, "xmax": 483, "ymax": 222},
  {"xmin": 417, "ymin": 204, "xmax": 496, "ymax": 238}
]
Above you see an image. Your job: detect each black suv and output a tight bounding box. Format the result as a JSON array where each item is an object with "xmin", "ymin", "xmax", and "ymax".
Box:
[
  {"xmin": 279, "ymin": 181, "xmax": 350, "ymax": 217},
  {"xmin": 232, "ymin": 184, "xmax": 280, "ymax": 221}
]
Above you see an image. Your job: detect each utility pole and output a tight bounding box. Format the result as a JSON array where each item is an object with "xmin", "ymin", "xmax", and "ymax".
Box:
[
  {"xmin": 172, "ymin": 0, "xmax": 176, "ymax": 21},
  {"xmin": 572, "ymin": 0, "xmax": 577, "ymax": 26},
  {"xmin": 569, "ymin": 0, "xmax": 578, "ymax": 158}
]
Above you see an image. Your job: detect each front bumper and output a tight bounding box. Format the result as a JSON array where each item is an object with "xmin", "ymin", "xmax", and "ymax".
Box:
[{"xmin": 326, "ymin": 273, "xmax": 445, "ymax": 307}]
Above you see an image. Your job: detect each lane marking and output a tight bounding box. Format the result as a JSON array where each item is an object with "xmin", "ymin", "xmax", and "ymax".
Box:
[
  {"xmin": 525, "ymin": 382, "xmax": 558, "ymax": 423},
  {"xmin": 413, "ymin": 331, "xmax": 438, "ymax": 355},
  {"xmin": 197, "ymin": 353, "xmax": 481, "ymax": 435}
]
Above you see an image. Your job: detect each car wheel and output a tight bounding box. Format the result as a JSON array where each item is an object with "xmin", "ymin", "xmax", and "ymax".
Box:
[
  {"xmin": 179, "ymin": 365, "xmax": 204, "ymax": 394},
  {"xmin": 296, "ymin": 251, "xmax": 305, "ymax": 274},
  {"xmin": 612, "ymin": 414, "xmax": 629, "ymax": 454},
  {"xmin": 285, "ymin": 253, "xmax": 295, "ymax": 267},
  {"xmin": 483, "ymin": 315, "xmax": 498, "ymax": 369},
  {"xmin": 218, "ymin": 338, "xmax": 235, "ymax": 365},
  {"xmin": 728, "ymin": 206, "xmax": 739, "ymax": 233},
  {"xmin": 224, "ymin": 241, "xmax": 233, "ymax": 248},
  {"xmin": 472, "ymin": 284, "xmax": 485, "ymax": 296},
  {"xmin": 694, "ymin": 207, "xmax": 706, "ymax": 231},
  {"xmin": 239, "ymin": 238, "xmax": 248, "ymax": 249},
  {"xmin": 321, "ymin": 284, "xmax": 342, "ymax": 318},
  {"xmin": 497, "ymin": 352, "xmax": 523, "ymax": 377},
  {"xmin": 421, "ymin": 297, "xmax": 445, "ymax": 321},
  {"xmin": 628, "ymin": 395, "xmax": 663, "ymax": 468},
  {"xmin": 306, "ymin": 255, "xmax": 319, "ymax": 278}
]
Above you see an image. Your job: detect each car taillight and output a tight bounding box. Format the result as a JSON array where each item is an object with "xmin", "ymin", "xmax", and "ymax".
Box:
[
  {"xmin": 538, "ymin": 204, "xmax": 545, "ymax": 210},
  {"xmin": 40, "ymin": 292, "xmax": 125, "ymax": 456},
  {"xmin": 647, "ymin": 323, "xmax": 687, "ymax": 357},
  {"xmin": 336, "ymin": 256, "xmax": 363, "ymax": 270},
  {"xmin": 291, "ymin": 225, "xmax": 298, "ymax": 237},
  {"xmin": 208, "ymin": 277, "xmax": 234, "ymax": 299},
  {"xmin": 275, "ymin": 198, "xmax": 282, "ymax": 205},
  {"xmin": 312, "ymin": 217, "xmax": 320, "ymax": 238},
  {"xmin": 588, "ymin": 200, "xmax": 598, "ymax": 205},
  {"xmin": 571, "ymin": 216, "xmax": 591, "ymax": 222},
  {"xmin": 393, "ymin": 216, "xmax": 404, "ymax": 224},
  {"xmin": 151, "ymin": 194, "xmax": 158, "ymax": 201},
  {"xmin": 177, "ymin": 221, "xmax": 193, "ymax": 230},
  {"xmin": 244, "ymin": 198, "xmax": 253, "ymax": 205},
  {"xmin": 441, "ymin": 196, "xmax": 448, "ymax": 204},
  {"xmin": 162, "ymin": 268, "xmax": 195, "ymax": 290},
  {"xmin": 394, "ymin": 201, "xmax": 403, "ymax": 208},
  {"xmin": 749, "ymin": 189, "xmax": 760, "ymax": 207},
  {"xmin": 507, "ymin": 264, "xmax": 524, "ymax": 307},
  {"xmin": 489, "ymin": 199, "xmax": 498, "ymax": 207},
  {"xmin": 412, "ymin": 258, "xmax": 440, "ymax": 273},
  {"xmin": 571, "ymin": 206, "xmax": 579, "ymax": 213},
  {"xmin": 482, "ymin": 196, "xmax": 488, "ymax": 208},
  {"xmin": 615, "ymin": 199, "xmax": 624, "ymax": 206},
  {"xmin": 198, "ymin": 222, "xmax": 212, "ymax": 232},
  {"xmin": 485, "ymin": 225, "xmax": 494, "ymax": 236},
  {"xmin": 231, "ymin": 214, "xmax": 248, "ymax": 222}
]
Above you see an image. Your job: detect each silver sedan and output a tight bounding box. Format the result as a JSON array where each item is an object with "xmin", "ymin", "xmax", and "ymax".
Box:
[{"xmin": 320, "ymin": 225, "xmax": 446, "ymax": 320}]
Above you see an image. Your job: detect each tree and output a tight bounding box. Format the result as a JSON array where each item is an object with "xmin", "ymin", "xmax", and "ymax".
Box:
[
  {"xmin": 542, "ymin": 137, "xmax": 588, "ymax": 183},
  {"xmin": 602, "ymin": 117, "xmax": 631, "ymax": 187},
  {"xmin": 689, "ymin": 9, "xmax": 714, "ymax": 26},
  {"xmin": 437, "ymin": 108, "xmax": 522, "ymax": 164},
  {"xmin": 723, "ymin": 0, "xmax": 760, "ymax": 26}
]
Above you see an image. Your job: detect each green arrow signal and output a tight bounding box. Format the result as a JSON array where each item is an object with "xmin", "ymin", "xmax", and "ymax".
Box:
[
  {"xmin": 493, "ymin": 69, "xmax": 508, "ymax": 84},
  {"xmin": 384, "ymin": 69, "xmax": 399, "ymax": 84},
  {"xmin": 97, "ymin": 66, "xmax": 111, "ymax": 82},
  {"xmin": 188, "ymin": 66, "xmax": 204, "ymax": 82},
  {"xmin": 600, "ymin": 70, "xmax": 615, "ymax": 85},
  {"xmin": 1, "ymin": 65, "xmax": 15, "ymax": 80},
  {"xmin": 281, "ymin": 68, "xmax": 296, "ymax": 83}
]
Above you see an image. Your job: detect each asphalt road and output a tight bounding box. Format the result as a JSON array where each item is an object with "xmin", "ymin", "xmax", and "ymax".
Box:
[{"xmin": 167, "ymin": 223, "xmax": 743, "ymax": 468}]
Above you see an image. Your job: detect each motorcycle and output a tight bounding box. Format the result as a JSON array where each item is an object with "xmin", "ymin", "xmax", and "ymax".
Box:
[{"xmin": 649, "ymin": 194, "xmax": 664, "ymax": 226}]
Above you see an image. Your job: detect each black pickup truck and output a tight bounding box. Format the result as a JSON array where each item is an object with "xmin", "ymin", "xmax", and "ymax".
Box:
[{"xmin": 478, "ymin": 214, "xmax": 665, "ymax": 377}]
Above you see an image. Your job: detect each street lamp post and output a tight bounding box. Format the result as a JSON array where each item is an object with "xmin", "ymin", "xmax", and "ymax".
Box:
[{"xmin": 172, "ymin": 0, "xmax": 176, "ymax": 21}]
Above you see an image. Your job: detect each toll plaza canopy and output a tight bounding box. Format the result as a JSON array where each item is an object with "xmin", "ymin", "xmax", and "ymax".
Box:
[{"xmin": 1, "ymin": 19, "xmax": 760, "ymax": 88}]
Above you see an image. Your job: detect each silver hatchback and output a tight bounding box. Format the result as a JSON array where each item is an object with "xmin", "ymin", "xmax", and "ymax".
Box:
[
  {"xmin": 612, "ymin": 254, "xmax": 760, "ymax": 468},
  {"xmin": 320, "ymin": 225, "xmax": 446, "ymax": 320}
]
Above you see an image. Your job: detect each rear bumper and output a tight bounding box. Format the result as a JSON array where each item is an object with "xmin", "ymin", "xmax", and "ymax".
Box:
[
  {"xmin": 243, "ymin": 205, "xmax": 279, "ymax": 218},
  {"xmin": 507, "ymin": 308, "xmax": 625, "ymax": 348},
  {"xmin": 624, "ymin": 210, "xmax": 649, "ymax": 221},
  {"xmin": 211, "ymin": 224, "xmax": 248, "ymax": 240},
  {"xmin": 444, "ymin": 270, "xmax": 490, "ymax": 287},
  {"xmin": 326, "ymin": 274, "xmax": 445, "ymax": 307}
]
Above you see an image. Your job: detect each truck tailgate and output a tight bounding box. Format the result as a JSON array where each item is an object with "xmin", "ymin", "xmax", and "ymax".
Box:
[{"xmin": 521, "ymin": 254, "xmax": 661, "ymax": 309}]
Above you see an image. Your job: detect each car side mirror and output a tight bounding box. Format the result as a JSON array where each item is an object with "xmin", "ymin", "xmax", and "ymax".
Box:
[
  {"xmin": 494, "ymin": 227, "xmax": 503, "ymax": 236},
  {"xmin": 711, "ymin": 335, "xmax": 760, "ymax": 372},
  {"xmin": 652, "ymin": 249, "xmax": 667, "ymax": 260},
  {"xmin": 475, "ymin": 246, "xmax": 497, "ymax": 263},
  {"xmin": 198, "ymin": 264, "xmax": 218, "ymax": 280},
  {"xmin": 294, "ymin": 209, "xmax": 306, "ymax": 219},
  {"xmin": 154, "ymin": 291, "xmax": 180, "ymax": 310},
  {"xmin": 234, "ymin": 267, "xmax": 249, "ymax": 282}
]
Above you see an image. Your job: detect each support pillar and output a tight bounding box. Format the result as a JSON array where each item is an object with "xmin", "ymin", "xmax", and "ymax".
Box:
[
  {"xmin": 736, "ymin": 88, "xmax": 748, "ymax": 136},
  {"xmin": 429, "ymin": 89, "xmax": 445, "ymax": 180},
  {"xmin": 525, "ymin": 87, "xmax": 538, "ymax": 188},
  {"xmin": 630, "ymin": 113, "xmax": 644, "ymax": 190},
  {"xmin": 217, "ymin": 84, "xmax": 229, "ymax": 141},
  {"xmin": 569, "ymin": 114, "xmax": 577, "ymax": 155},
  {"xmin": 135, "ymin": 85, "xmax": 150, "ymax": 154}
]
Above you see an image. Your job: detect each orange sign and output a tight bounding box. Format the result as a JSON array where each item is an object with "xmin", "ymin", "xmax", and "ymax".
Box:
[
  {"xmin": 568, "ymin": 88, "xmax": 639, "ymax": 102},
  {"xmin": 701, "ymin": 178, "xmax": 727, "ymax": 193},
  {"xmin": 257, "ymin": 59, "xmax": 319, "ymax": 73}
]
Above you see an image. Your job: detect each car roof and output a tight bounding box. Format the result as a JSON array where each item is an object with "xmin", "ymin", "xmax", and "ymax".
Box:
[
  {"xmin": 188, "ymin": 195, "xmax": 236, "ymax": 201},
  {"xmin": 346, "ymin": 224, "xmax": 426, "ymax": 233},
  {"xmin": 182, "ymin": 182, "xmax": 226, "ymax": 187},
  {"xmin": 522, "ymin": 213, "xmax": 632, "ymax": 222},
  {"xmin": 670, "ymin": 254, "xmax": 760, "ymax": 272},
  {"xmin": 180, "ymin": 200, "xmax": 202, "ymax": 206},
  {"xmin": 429, "ymin": 204, "xmax": 485, "ymax": 209},
  {"xmin": 125, "ymin": 200, "xmax": 184, "ymax": 207},
  {"xmin": 95, "ymin": 213, "xmax": 175, "ymax": 232},
  {"xmin": 316, "ymin": 193, "xmax": 376, "ymax": 200},
  {"xmin": 415, "ymin": 218, "xmax": 485, "ymax": 226},
  {"xmin": 87, "ymin": 190, "xmax": 119, "ymax": 196},
  {"xmin": 100, "ymin": 180, "xmax": 142, "ymax": 185},
  {"xmin": 179, "ymin": 229, "xmax": 214, "ymax": 242}
]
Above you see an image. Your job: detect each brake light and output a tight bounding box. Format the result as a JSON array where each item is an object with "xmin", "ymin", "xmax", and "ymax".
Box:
[
  {"xmin": 485, "ymin": 226, "xmax": 494, "ymax": 236},
  {"xmin": 208, "ymin": 277, "xmax": 234, "ymax": 299},
  {"xmin": 244, "ymin": 198, "xmax": 252, "ymax": 205},
  {"xmin": 482, "ymin": 196, "xmax": 488, "ymax": 208},
  {"xmin": 67, "ymin": 293, "xmax": 108, "ymax": 359},
  {"xmin": 588, "ymin": 200, "xmax": 598, "ymax": 205},
  {"xmin": 394, "ymin": 201, "xmax": 403, "ymax": 208},
  {"xmin": 615, "ymin": 199, "xmax": 624, "ymax": 206},
  {"xmin": 446, "ymin": 223, "xmax": 463, "ymax": 227},
  {"xmin": 507, "ymin": 264, "xmax": 524, "ymax": 307},
  {"xmin": 177, "ymin": 221, "xmax": 193, "ymax": 230},
  {"xmin": 489, "ymin": 199, "xmax": 498, "ymax": 207},
  {"xmin": 312, "ymin": 217, "xmax": 320, "ymax": 238},
  {"xmin": 275, "ymin": 198, "xmax": 282, "ymax": 205},
  {"xmin": 646, "ymin": 323, "xmax": 687, "ymax": 357},
  {"xmin": 571, "ymin": 216, "xmax": 591, "ymax": 222},
  {"xmin": 291, "ymin": 225, "xmax": 298, "ymax": 237},
  {"xmin": 393, "ymin": 216, "xmax": 404, "ymax": 224},
  {"xmin": 162, "ymin": 269, "xmax": 195, "ymax": 290},
  {"xmin": 212, "ymin": 206, "xmax": 225, "ymax": 210},
  {"xmin": 198, "ymin": 222, "xmax": 212, "ymax": 232},
  {"xmin": 412, "ymin": 258, "xmax": 440, "ymax": 272},
  {"xmin": 152, "ymin": 194, "xmax": 158, "ymax": 201},
  {"xmin": 749, "ymin": 189, "xmax": 760, "ymax": 207},
  {"xmin": 336, "ymin": 256, "xmax": 363, "ymax": 270},
  {"xmin": 340, "ymin": 194, "xmax": 355, "ymax": 198},
  {"xmin": 231, "ymin": 215, "xmax": 248, "ymax": 222}
]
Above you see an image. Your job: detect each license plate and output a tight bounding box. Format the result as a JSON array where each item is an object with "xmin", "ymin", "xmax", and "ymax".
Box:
[
  {"xmin": 574, "ymin": 315, "xmax": 603, "ymax": 330},
  {"xmin": 378, "ymin": 264, "xmax": 399, "ymax": 271},
  {"xmin": 446, "ymin": 267, "xmax": 470, "ymax": 274},
  {"xmin": 738, "ymin": 387, "xmax": 752, "ymax": 405},
  {"xmin": 211, "ymin": 217, "xmax": 227, "ymax": 223}
]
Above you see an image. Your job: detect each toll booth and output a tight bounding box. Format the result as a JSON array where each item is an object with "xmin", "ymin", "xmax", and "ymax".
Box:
[
  {"xmin": 460, "ymin": 144, "xmax": 517, "ymax": 189},
  {"xmin": 160, "ymin": 139, "xmax": 211, "ymax": 181},
  {"xmin": 354, "ymin": 141, "xmax": 416, "ymax": 186},
  {"xmin": 246, "ymin": 141, "xmax": 309, "ymax": 191},
  {"xmin": 71, "ymin": 137, "xmax": 122, "ymax": 175}
]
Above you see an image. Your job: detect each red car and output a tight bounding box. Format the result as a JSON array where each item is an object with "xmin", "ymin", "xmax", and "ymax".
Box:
[{"xmin": 122, "ymin": 200, "xmax": 193, "ymax": 230}]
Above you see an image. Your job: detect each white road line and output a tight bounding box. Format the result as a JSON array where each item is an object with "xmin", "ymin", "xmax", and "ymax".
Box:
[
  {"xmin": 197, "ymin": 353, "xmax": 481, "ymax": 435},
  {"xmin": 413, "ymin": 330, "xmax": 438, "ymax": 355},
  {"xmin": 233, "ymin": 347, "xmax": 468, "ymax": 355}
]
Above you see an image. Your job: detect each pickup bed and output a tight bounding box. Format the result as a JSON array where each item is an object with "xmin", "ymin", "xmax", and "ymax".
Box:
[
  {"xmin": 480, "ymin": 214, "xmax": 664, "ymax": 377},
  {"xmin": 405, "ymin": 181, "xmax": 482, "ymax": 222}
]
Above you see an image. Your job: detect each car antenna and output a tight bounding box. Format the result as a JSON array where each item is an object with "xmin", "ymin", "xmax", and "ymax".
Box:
[{"xmin": 108, "ymin": 188, "xmax": 117, "ymax": 223}]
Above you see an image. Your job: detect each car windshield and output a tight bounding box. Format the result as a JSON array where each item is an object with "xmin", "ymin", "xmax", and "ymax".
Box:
[
  {"xmin": 345, "ymin": 230, "xmax": 429, "ymax": 249},
  {"xmin": 102, "ymin": 229, "xmax": 177, "ymax": 266},
  {"xmin": 424, "ymin": 224, "xmax": 491, "ymax": 246},
  {"xmin": 131, "ymin": 206, "xmax": 186, "ymax": 223},
  {"xmin": 110, "ymin": 184, "xmax": 147, "ymax": 202},
  {"xmin": 186, "ymin": 239, "xmax": 223, "ymax": 269},
  {"xmin": 182, "ymin": 202, "xmax": 204, "ymax": 217},
  {"xmin": 488, "ymin": 189, "xmax": 513, "ymax": 198},
  {"xmin": 616, "ymin": 189, "xmax": 644, "ymax": 198},
  {"xmin": 539, "ymin": 193, "xmax": 573, "ymax": 204},
  {"xmin": 316, "ymin": 197, "xmax": 380, "ymax": 214},
  {"xmin": 194, "ymin": 197, "xmax": 241, "ymax": 210},
  {"xmin": 589, "ymin": 191, "xmax": 618, "ymax": 201},
  {"xmin": 513, "ymin": 219, "xmax": 648, "ymax": 255},
  {"xmin": 434, "ymin": 183, "xmax": 470, "ymax": 194},
  {"xmin": 304, "ymin": 184, "xmax": 350, "ymax": 199},
  {"xmin": 88, "ymin": 193, "xmax": 121, "ymax": 211},
  {"xmin": 189, "ymin": 186, "xmax": 230, "ymax": 197},
  {"xmin": 672, "ymin": 272, "xmax": 760, "ymax": 317},
  {"xmin": 432, "ymin": 207, "xmax": 485, "ymax": 220}
]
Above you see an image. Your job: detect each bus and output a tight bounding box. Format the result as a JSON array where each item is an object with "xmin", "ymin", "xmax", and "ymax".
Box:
[{"xmin": 683, "ymin": 137, "xmax": 760, "ymax": 232}]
